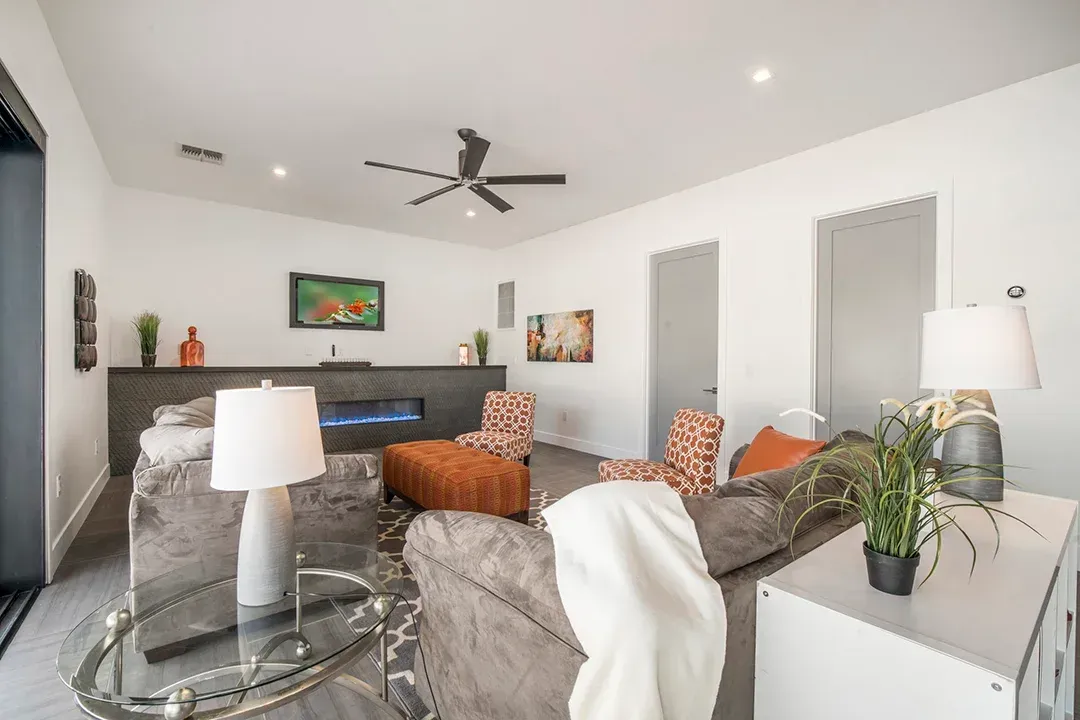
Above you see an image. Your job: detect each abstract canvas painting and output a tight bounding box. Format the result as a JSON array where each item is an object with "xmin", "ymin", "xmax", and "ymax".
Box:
[{"xmin": 527, "ymin": 309, "xmax": 594, "ymax": 363}]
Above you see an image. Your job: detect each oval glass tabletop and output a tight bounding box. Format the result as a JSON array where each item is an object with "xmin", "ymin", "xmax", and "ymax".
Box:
[{"xmin": 56, "ymin": 542, "xmax": 403, "ymax": 710}]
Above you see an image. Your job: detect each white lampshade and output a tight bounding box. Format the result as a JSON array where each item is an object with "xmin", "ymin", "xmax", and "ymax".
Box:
[
  {"xmin": 920, "ymin": 306, "xmax": 1041, "ymax": 390},
  {"xmin": 211, "ymin": 384, "xmax": 326, "ymax": 491}
]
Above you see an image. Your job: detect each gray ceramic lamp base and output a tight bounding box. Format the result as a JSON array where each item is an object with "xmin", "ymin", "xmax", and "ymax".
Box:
[
  {"xmin": 237, "ymin": 486, "xmax": 295, "ymax": 606},
  {"xmin": 940, "ymin": 389, "xmax": 1004, "ymax": 502}
]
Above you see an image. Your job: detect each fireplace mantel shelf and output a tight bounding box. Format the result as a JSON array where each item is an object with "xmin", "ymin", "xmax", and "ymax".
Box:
[{"xmin": 108, "ymin": 365, "xmax": 506, "ymax": 374}]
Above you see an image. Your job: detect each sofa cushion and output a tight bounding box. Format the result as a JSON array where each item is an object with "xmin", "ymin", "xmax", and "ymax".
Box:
[
  {"xmin": 153, "ymin": 396, "xmax": 215, "ymax": 425},
  {"xmin": 140, "ymin": 425, "xmax": 215, "ymax": 467},
  {"xmin": 135, "ymin": 452, "xmax": 380, "ymax": 498},
  {"xmin": 140, "ymin": 397, "xmax": 216, "ymax": 467},
  {"xmin": 686, "ymin": 430, "xmax": 874, "ymax": 578},
  {"xmin": 727, "ymin": 443, "xmax": 750, "ymax": 480},
  {"xmin": 732, "ymin": 426, "xmax": 825, "ymax": 478},
  {"xmin": 681, "ymin": 493, "xmax": 790, "ymax": 578}
]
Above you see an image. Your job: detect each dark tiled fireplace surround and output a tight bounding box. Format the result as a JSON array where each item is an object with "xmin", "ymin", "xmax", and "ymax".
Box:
[{"xmin": 107, "ymin": 365, "xmax": 506, "ymax": 475}]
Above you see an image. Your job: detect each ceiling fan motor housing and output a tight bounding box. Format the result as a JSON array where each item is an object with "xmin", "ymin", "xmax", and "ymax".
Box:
[{"xmin": 364, "ymin": 127, "xmax": 565, "ymax": 213}]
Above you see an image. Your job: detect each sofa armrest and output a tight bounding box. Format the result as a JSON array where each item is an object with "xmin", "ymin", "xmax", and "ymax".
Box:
[
  {"xmin": 404, "ymin": 510, "xmax": 581, "ymax": 652},
  {"xmin": 404, "ymin": 510, "xmax": 584, "ymax": 719}
]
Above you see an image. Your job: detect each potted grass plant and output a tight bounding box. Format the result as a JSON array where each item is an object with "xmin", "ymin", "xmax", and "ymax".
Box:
[
  {"xmin": 473, "ymin": 328, "xmax": 490, "ymax": 366},
  {"xmin": 132, "ymin": 311, "xmax": 162, "ymax": 367},
  {"xmin": 780, "ymin": 397, "xmax": 1036, "ymax": 596}
]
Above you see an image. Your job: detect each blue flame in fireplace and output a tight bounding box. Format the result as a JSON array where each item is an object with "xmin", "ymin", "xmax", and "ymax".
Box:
[
  {"xmin": 319, "ymin": 412, "xmax": 422, "ymax": 428},
  {"xmin": 318, "ymin": 398, "xmax": 423, "ymax": 428}
]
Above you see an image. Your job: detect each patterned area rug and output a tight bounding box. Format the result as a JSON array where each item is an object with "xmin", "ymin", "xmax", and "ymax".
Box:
[{"xmin": 365, "ymin": 487, "xmax": 560, "ymax": 719}]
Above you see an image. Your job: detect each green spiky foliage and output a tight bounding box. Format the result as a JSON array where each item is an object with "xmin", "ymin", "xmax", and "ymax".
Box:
[
  {"xmin": 131, "ymin": 311, "xmax": 162, "ymax": 356},
  {"xmin": 473, "ymin": 328, "xmax": 490, "ymax": 359},
  {"xmin": 779, "ymin": 400, "xmax": 1038, "ymax": 585}
]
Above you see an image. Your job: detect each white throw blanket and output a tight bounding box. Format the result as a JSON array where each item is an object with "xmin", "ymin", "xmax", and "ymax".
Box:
[{"xmin": 541, "ymin": 480, "xmax": 727, "ymax": 720}]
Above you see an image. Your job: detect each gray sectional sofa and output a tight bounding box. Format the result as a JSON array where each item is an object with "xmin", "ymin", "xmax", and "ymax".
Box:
[
  {"xmin": 403, "ymin": 433, "xmax": 868, "ymax": 720},
  {"xmin": 128, "ymin": 407, "xmax": 383, "ymax": 657}
]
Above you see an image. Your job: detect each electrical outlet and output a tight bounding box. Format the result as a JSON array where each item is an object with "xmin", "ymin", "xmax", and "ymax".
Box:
[
  {"xmin": 56, "ymin": 474, "xmax": 63, "ymax": 497},
  {"xmin": 561, "ymin": 411, "xmax": 568, "ymax": 422},
  {"xmin": 94, "ymin": 438, "xmax": 100, "ymax": 456}
]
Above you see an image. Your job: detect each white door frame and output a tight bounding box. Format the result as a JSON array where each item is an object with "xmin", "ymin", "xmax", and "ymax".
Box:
[
  {"xmin": 643, "ymin": 236, "xmax": 728, "ymax": 464},
  {"xmin": 807, "ymin": 184, "xmax": 955, "ymax": 439}
]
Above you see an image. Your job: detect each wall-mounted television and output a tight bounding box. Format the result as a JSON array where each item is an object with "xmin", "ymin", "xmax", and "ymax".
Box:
[{"xmin": 289, "ymin": 272, "xmax": 385, "ymax": 331}]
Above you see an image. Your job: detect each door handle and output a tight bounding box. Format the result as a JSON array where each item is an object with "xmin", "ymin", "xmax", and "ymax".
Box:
[{"xmin": 702, "ymin": 387, "xmax": 718, "ymax": 394}]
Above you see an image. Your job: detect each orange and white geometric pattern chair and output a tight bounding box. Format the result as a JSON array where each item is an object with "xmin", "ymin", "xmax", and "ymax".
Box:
[
  {"xmin": 598, "ymin": 408, "xmax": 724, "ymax": 495},
  {"xmin": 456, "ymin": 391, "xmax": 537, "ymax": 466}
]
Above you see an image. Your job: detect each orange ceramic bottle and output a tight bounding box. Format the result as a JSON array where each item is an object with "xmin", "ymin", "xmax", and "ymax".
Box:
[{"xmin": 180, "ymin": 326, "xmax": 205, "ymax": 367}]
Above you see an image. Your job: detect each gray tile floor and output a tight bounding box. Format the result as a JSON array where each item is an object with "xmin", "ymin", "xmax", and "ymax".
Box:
[
  {"xmin": 0, "ymin": 442, "xmax": 600, "ymax": 719},
  {"xmin": 5, "ymin": 443, "xmax": 1079, "ymax": 717}
]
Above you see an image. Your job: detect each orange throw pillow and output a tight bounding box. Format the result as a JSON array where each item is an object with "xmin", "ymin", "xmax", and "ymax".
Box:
[{"xmin": 733, "ymin": 426, "xmax": 826, "ymax": 478}]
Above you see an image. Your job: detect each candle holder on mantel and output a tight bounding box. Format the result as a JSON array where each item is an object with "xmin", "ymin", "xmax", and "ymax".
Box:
[{"xmin": 180, "ymin": 326, "xmax": 205, "ymax": 367}]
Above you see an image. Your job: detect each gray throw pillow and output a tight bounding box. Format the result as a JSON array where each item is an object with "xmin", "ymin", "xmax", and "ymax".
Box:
[
  {"xmin": 152, "ymin": 396, "xmax": 215, "ymax": 426},
  {"xmin": 140, "ymin": 397, "xmax": 215, "ymax": 466}
]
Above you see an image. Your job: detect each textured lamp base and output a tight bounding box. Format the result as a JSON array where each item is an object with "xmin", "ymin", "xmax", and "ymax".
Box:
[
  {"xmin": 237, "ymin": 486, "xmax": 295, "ymax": 606},
  {"xmin": 941, "ymin": 389, "xmax": 1004, "ymax": 502}
]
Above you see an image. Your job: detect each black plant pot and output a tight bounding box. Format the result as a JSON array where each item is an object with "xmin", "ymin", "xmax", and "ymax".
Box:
[
  {"xmin": 863, "ymin": 542, "xmax": 921, "ymax": 596},
  {"xmin": 141, "ymin": 354, "xmax": 157, "ymax": 368},
  {"xmin": 478, "ymin": 356, "xmax": 488, "ymax": 366}
]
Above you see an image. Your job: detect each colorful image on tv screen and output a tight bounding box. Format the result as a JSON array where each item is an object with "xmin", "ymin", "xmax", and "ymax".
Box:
[{"xmin": 295, "ymin": 278, "xmax": 381, "ymax": 326}]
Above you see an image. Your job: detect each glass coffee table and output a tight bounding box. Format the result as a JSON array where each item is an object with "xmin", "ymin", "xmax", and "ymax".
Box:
[{"xmin": 56, "ymin": 543, "xmax": 404, "ymax": 719}]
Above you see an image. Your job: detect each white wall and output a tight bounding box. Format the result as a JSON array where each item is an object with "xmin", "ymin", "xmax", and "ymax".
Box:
[
  {"xmin": 108, "ymin": 188, "xmax": 493, "ymax": 368},
  {"xmin": 494, "ymin": 64, "xmax": 1080, "ymax": 505},
  {"xmin": 1, "ymin": 0, "xmax": 113, "ymax": 577}
]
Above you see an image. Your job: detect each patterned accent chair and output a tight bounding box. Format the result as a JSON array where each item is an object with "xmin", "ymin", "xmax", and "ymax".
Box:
[
  {"xmin": 456, "ymin": 391, "xmax": 538, "ymax": 465},
  {"xmin": 598, "ymin": 408, "xmax": 724, "ymax": 494}
]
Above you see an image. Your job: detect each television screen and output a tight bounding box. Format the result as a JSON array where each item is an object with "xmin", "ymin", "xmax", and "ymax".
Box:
[{"xmin": 289, "ymin": 272, "xmax": 385, "ymax": 331}]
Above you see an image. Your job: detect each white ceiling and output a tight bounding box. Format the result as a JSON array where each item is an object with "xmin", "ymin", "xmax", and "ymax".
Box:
[{"xmin": 38, "ymin": 0, "xmax": 1080, "ymax": 248}]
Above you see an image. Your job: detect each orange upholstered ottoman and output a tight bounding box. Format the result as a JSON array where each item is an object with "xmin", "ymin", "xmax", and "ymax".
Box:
[{"xmin": 383, "ymin": 440, "xmax": 531, "ymax": 522}]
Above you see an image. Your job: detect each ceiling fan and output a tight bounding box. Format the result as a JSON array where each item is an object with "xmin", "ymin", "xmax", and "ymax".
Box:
[{"xmin": 364, "ymin": 128, "xmax": 566, "ymax": 213}]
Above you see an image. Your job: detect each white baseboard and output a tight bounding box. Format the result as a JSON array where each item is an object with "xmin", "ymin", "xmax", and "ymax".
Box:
[
  {"xmin": 534, "ymin": 431, "xmax": 637, "ymax": 460},
  {"xmin": 49, "ymin": 462, "xmax": 111, "ymax": 578}
]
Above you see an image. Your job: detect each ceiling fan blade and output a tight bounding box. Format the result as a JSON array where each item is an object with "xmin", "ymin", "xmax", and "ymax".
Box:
[
  {"xmin": 460, "ymin": 136, "xmax": 490, "ymax": 179},
  {"xmin": 364, "ymin": 160, "xmax": 457, "ymax": 182},
  {"xmin": 469, "ymin": 184, "xmax": 513, "ymax": 213},
  {"xmin": 406, "ymin": 183, "xmax": 461, "ymax": 206},
  {"xmin": 481, "ymin": 174, "xmax": 566, "ymax": 186}
]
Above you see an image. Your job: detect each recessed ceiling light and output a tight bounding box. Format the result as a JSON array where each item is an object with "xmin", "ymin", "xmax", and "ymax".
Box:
[
  {"xmin": 752, "ymin": 68, "xmax": 773, "ymax": 83},
  {"xmin": 272, "ymin": 166, "xmax": 287, "ymax": 177},
  {"xmin": 465, "ymin": 209, "xmax": 476, "ymax": 217}
]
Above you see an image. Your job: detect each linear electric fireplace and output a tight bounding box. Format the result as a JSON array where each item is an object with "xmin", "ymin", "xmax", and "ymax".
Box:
[{"xmin": 317, "ymin": 397, "xmax": 423, "ymax": 427}]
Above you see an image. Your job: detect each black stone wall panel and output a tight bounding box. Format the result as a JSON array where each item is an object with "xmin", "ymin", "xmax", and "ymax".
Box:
[{"xmin": 108, "ymin": 366, "xmax": 507, "ymax": 475}]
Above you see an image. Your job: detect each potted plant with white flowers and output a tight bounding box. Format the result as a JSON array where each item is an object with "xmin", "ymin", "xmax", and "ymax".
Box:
[{"xmin": 779, "ymin": 397, "xmax": 1037, "ymax": 596}]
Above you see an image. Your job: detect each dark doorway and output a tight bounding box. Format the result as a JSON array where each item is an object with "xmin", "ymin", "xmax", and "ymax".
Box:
[{"xmin": 0, "ymin": 58, "xmax": 46, "ymax": 656}]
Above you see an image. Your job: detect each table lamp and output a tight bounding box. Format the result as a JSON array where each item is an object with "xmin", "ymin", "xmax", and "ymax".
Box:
[
  {"xmin": 211, "ymin": 381, "xmax": 326, "ymax": 606},
  {"xmin": 919, "ymin": 305, "xmax": 1040, "ymax": 501}
]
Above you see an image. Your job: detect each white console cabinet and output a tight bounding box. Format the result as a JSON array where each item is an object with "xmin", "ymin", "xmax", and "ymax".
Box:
[{"xmin": 756, "ymin": 491, "xmax": 1077, "ymax": 720}]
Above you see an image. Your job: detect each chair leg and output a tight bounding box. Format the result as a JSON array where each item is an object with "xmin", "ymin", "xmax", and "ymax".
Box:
[
  {"xmin": 522, "ymin": 454, "xmax": 531, "ymax": 467},
  {"xmin": 508, "ymin": 510, "xmax": 530, "ymax": 524},
  {"xmin": 384, "ymin": 485, "xmax": 395, "ymax": 504}
]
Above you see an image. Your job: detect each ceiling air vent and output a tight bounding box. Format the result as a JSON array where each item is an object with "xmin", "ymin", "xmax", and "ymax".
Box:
[{"xmin": 177, "ymin": 143, "xmax": 225, "ymax": 165}]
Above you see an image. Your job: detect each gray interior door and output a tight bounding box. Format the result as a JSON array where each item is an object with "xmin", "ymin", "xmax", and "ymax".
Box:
[
  {"xmin": 815, "ymin": 198, "xmax": 936, "ymax": 440},
  {"xmin": 649, "ymin": 242, "xmax": 719, "ymax": 461}
]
